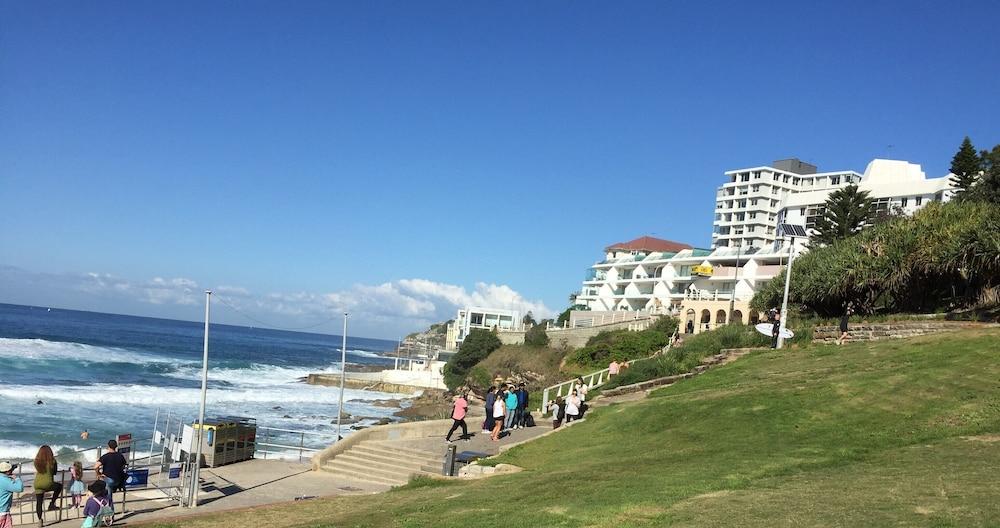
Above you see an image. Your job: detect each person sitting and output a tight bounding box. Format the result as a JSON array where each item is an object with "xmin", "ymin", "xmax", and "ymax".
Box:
[{"xmin": 32, "ymin": 446, "xmax": 63, "ymax": 521}]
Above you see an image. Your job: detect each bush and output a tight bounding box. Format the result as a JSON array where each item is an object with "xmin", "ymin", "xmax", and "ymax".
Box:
[
  {"xmin": 569, "ymin": 316, "xmax": 678, "ymax": 369},
  {"xmin": 443, "ymin": 329, "xmax": 502, "ymax": 390},
  {"xmin": 524, "ymin": 324, "xmax": 550, "ymax": 347},
  {"xmin": 602, "ymin": 325, "xmax": 769, "ymax": 391},
  {"xmin": 751, "ymin": 200, "xmax": 1000, "ymax": 317}
]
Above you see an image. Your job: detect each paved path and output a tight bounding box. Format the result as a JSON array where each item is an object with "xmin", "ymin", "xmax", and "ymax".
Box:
[
  {"xmin": 384, "ymin": 416, "xmax": 555, "ymax": 462},
  {"xmin": 38, "ymin": 459, "xmax": 386, "ymax": 528}
]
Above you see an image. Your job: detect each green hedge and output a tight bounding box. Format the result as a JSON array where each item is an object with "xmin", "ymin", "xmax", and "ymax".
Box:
[
  {"xmin": 601, "ymin": 325, "xmax": 769, "ymax": 391},
  {"xmin": 569, "ymin": 316, "xmax": 678, "ymax": 369},
  {"xmin": 443, "ymin": 329, "xmax": 502, "ymax": 390}
]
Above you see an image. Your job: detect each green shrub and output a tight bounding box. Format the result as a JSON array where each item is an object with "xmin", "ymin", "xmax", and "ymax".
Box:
[
  {"xmin": 601, "ymin": 325, "xmax": 769, "ymax": 391},
  {"xmin": 524, "ymin": 324, "xmax": 550, "ymax": 347},
  {"xmin": 569, "ymin": 316, "xmax": 678, "ymax": 368},
  {"xmin": 751, "ymin": 200, "xmax": 1000, "ymax": 317},
  {"xmin": 443, "ymin": 329, "xmax": 502, "ymax": 390}
]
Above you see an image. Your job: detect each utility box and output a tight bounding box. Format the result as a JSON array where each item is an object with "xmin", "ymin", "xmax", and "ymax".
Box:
[{"xmin": 192, "ymin": 416, "xmax": 256, "ymax": 467}]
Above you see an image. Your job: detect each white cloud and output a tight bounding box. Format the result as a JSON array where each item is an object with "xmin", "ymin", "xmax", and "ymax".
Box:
[{"xmin": 0, "ymin": 265, "xmax": 551, "ymax": 337}]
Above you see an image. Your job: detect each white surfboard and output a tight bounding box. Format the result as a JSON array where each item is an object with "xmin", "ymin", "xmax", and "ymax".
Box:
[{"xmin": 755, "ymin": 323, "xmax": 794, "ymax": 339}]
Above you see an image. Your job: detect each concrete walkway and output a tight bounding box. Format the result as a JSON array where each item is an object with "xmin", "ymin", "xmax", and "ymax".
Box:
[
  {"xmin": 385, "ymin": 417, "xmax": 555, "ymax": 461},
  {"xmin": 38, "ymin": 459, "xmax": 386, "ymax": 528}
]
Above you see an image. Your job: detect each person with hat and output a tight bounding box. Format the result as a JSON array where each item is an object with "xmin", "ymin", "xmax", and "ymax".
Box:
[{"xmin": 1, "ymin": 461, "xmax": 24, "ymax": 528}]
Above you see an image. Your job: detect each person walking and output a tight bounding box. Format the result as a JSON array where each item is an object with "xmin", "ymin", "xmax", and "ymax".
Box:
[
  {"xmin": 95, "ymin": 439, "xmax": 127, "ymax": 510},
  {"xmin": 608, "ymin": 360, "xmax": 620, "ymax": 377},
  {"xmin": 575, "ymin": 377, "xmax": 589, "ymax": 417},
  {"xmin": 686, "ymin": 320, "xmax": 694, "ymax": 334},
  {"xmin": 838, "ymin": 304, "xmax": 853, "ymax": 345},
  {"xmin": 490, "ymin": 388, "xmax": 506, "ymax": 441},
  {"xmin": 444, "ymin": 392, "xmax": 469, "ymax": 443},
  {"xmin": 770, "ymin": 309, "xmax": 781, "ymax": 349},
  {"xmin": 482, "ymin": 385, "xmax": 497, "ymax": 434},
  {"xmin": 504, "ymin": 385, "xmax": 518, "ymax": 432},
  {"xmin": 32, "ymin": 446, "xmax": 63, "ymax": 521},
  {"xmin": 515, "ymin": 383, "xmax": 529, "ymax": 428},
  {"xmin": 1, "ymin": 461, "xmax": 24, "ymax": 528}
]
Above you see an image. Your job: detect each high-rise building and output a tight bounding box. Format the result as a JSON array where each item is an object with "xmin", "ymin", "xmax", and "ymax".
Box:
[{"xmin": 712, "ymin": 158, "xmax": 861, "ymax": 249}]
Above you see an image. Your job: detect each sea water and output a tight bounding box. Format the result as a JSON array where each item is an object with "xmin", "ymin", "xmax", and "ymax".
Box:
[{"xmin": 0, "ymin": 303, "xmax": 406, "ymax": 463}]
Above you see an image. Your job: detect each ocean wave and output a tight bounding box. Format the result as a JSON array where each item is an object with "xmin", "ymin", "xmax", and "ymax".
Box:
[
  {"xmin": 0, "ymin": 383, "xmax": 405, "ymax": 406},
  {"xmin": 163, "ymin": 363, "xmax": 344, "ymax": 386},
  {"xmin": 0, "ymin": 338, "xmax": 192, "ymax": 366}
]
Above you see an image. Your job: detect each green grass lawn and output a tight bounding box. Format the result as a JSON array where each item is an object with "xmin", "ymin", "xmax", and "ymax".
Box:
[{"xmin": 148, "ymin": 329, "xmax": 1000, "ymax": 528}]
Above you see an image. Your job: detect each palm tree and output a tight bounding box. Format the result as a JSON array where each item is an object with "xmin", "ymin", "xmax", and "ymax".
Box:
[{"xmin": 810, "ymin": 184, "xmax": 876, "ymax": 247}]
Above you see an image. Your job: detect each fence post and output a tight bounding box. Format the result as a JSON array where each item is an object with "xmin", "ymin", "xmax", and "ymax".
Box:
[
  {"xmin": 263, "ymin": 429, "xmax": 270, "ymax": 460},
  {"xmin": 299, "ymin": 432, "xmax": 305, "ymax": 463}
]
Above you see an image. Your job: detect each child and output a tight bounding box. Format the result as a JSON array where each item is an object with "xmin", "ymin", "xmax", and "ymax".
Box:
[
  {"xmin": 69, "ymin": 461, "xmax": 86, "ymax": 508},
  {"xmin": 81, "ymin": 481, "xmax": 113, "ymax": 528}
]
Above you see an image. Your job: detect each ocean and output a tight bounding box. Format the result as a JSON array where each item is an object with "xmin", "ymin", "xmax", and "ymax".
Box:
[{"xmin": 0, "ymin": 303, "xmax": 406, "ymax": 464}]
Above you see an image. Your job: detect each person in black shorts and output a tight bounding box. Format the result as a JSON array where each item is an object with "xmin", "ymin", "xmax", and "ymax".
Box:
[
  {"xmin": 95, "ymin": 440, "xmax": 128, "ymax": 509},
  {"xmin": 838, "ymin": 303, "xmax": 853, "ymax": 345}
]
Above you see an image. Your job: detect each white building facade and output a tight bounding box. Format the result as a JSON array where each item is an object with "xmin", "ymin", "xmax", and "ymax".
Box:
[
  {"xmin": 576, "ymin": 237, "xmax": 790, "ymax": 333},
  {"xmin": 445, "ymin": 307, "xmax": 521, "ymax": 351},
  {"xmin": 576, "ymin": 157, "xmax": 957, "ymax": 333},
  {"xmin": 778, "ymin": 159, "xmax": 955, "ymax": 247},
  {"xmin": 713, "ymin": 158, "xmax": 861, "ymax": 249}
]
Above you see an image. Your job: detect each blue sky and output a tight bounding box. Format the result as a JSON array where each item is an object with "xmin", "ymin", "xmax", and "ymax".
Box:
[{"xmin": 2, "ymin": 1, "xmax": 999, "ymax": 338}]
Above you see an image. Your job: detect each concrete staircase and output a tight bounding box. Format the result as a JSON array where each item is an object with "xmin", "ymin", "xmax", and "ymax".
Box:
[{"xmin": 320, "ymin": 440, "xmax": 442, "ymax": 487}]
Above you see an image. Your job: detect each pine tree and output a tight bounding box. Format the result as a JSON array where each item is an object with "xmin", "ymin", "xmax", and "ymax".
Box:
[
  {"xmin": 972, "ymin": 144, "xmax": 1000, "ymax": 204},
  {"xmin": 810, "ymin": 184, "xmax": 876, "ymax": 247},
  {"xmin": 949, "ymin": 136, "xmax": 982, "ymax": 196}
]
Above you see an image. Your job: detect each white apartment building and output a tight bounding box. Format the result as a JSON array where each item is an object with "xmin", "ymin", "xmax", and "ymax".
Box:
[
  {"xmin": 576, "ymin": 236, "xmax": 790, "ymax": 332},
  {"xmin": 778, "ymin": 159, "xmax": 955, "ymax": 247},
  {"xmin": 713, "ymin": 158, "xmax": 861, "ymax": 249},
  {"xmin": 445, "ymin": 307, "xmax": 521, "ymax": 351}
]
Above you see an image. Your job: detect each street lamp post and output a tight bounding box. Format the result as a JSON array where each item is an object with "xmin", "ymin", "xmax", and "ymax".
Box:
[
  {"xmin": 189, "ymin": 290, "xmax": 211, "ymax": 507},
  {"xmin": 335, "ymin": 313, "xmax": 348, "ymax": 441},
  {"xmin": 728, "ymin": 244, "xmax": 743, "ymax": 324}
]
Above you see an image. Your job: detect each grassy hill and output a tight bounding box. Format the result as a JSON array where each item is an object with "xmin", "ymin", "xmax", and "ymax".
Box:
[{"xmin": 150, "ymin": 328, "xmax": 1000, "ymax": 527}]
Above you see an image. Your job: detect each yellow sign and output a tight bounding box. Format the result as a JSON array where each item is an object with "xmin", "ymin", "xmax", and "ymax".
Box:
[{"xmin": 692, "ymin": 265, "xmax": 714, "ymax": 277}]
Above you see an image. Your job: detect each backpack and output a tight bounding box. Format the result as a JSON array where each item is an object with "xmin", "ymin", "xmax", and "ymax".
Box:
[{"xmin": 81, "ymin": 497, "xmax": 114, "ymax": 528}]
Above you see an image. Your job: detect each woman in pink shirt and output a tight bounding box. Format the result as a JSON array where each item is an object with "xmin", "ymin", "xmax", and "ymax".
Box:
[{"xmin": 445, "ymin": 392, "xmax": 469, "ymax": 443}]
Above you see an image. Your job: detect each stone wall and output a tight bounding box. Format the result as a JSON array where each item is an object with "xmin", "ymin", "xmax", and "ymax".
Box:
[{"xmin": 811, "ymin": 321, "xmax": 971, "ymax": 343}]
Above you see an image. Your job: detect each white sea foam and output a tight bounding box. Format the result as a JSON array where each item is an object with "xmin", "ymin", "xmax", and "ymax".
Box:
[{"xmin": 0, "ymin": 338, "xmax": 190, "ymax": 365}]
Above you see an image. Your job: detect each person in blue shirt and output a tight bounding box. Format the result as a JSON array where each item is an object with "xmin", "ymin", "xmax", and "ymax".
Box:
[
  {"xmin": 515, "ymin": 383, "xmax": 530, "ymax": 429},
  {"xmin": 504, "ymin": 386, "xmax": 519, "ymax": 432},
  {"xmin": 1, "ymin": 461, "xmax": 25, "ymax": 528}
]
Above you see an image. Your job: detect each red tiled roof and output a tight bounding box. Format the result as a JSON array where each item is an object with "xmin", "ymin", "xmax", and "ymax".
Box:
[{"xmin": 605, "ymin": 236, "xmax": 692, "ymax": 253}]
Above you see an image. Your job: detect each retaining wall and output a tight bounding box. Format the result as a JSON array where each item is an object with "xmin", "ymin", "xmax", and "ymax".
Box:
[{"xmin": 811, "ymin": 321, "xmax": 971, "ymax": 344}]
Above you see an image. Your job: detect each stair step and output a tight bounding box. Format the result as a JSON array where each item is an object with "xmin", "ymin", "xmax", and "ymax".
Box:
[
  {"xmin": 335, "ymin": 453, "xmax": 438, "ymax": 474},
  {"xmin": 325, "ymin": 459, "xmax": 411, "ymax": 484},
  {"xmin": 351, "ymin": 445, "xmax": 442, "ymax": 466},
  {"xmin": 364, "ymin": 442, "xmax": 444, "ymax": 459},
  {"xmin": 322, "ymin": 463, "xmax": 404, "ymax": 487}
]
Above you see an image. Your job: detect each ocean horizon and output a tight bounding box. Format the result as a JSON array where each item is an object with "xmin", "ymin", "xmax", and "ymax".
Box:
[{"xmin": 0, "ymin": 302, "xmax": 408, "ymax": 464}]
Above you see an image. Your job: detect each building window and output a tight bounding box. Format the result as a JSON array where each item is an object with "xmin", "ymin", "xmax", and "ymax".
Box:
[
  {"xmin": 916, "ymin": 196, "xmax": 923, "ymax": 206},
  {"xmin": 831, "ymin": 176, "xmax": 840, "ymax": 185},
  {"xmin": 753, "ymin": 171, "xmax": 761, "ymax": 179},
  {"xmin": 901, "ymin": 197, "xmax": 908, "ymax": 207},
  {"xmin": 741, "ymin": 173, "xmax": 750, "ymax": 182},
  {"xmin": 469, "ymin": 313, "xmax": 484, "ymax": 326}
]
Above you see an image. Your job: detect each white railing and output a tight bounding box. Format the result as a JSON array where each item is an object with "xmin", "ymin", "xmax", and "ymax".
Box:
[{"xmin": 538, "ymin": 331, "xmax": 678, "ymax": 415}]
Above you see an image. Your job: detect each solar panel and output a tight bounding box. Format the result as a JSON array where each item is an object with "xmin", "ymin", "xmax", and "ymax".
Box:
[{"xmin": 779, "ymin": 223, "xmax": 808, "ymax": 237}]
